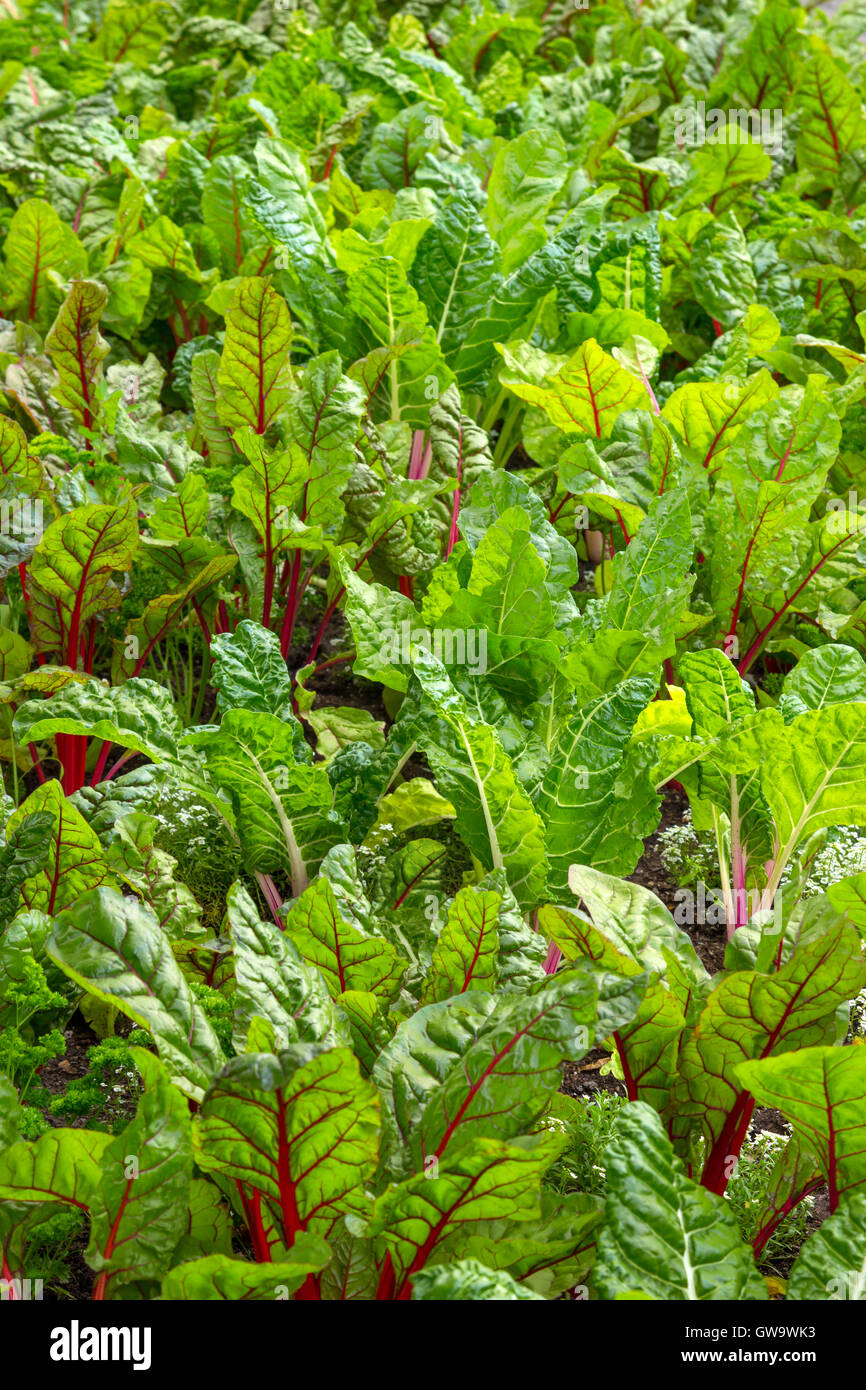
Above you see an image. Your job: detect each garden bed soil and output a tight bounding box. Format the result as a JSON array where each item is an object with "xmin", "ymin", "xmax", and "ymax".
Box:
[
  {"xmin": 629, "ymin": 782, "xmax": 728, "ymax": 974},
  {"xmin": 38, "ymin": 1022, "xmax": 95, "ymax": 1127}
]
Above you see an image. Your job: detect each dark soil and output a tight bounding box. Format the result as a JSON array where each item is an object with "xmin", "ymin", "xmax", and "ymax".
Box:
[
  {"xmin": 628, "ymin": 783, "xmax": 729, "ymax": 975},
  {"xmin": 297, "ymin": 612, "xmax": 388, "ymax": 723},
  {"xmin": 628, "ymin": 782, "xmax": 687, "ymax": 911},
  {"xmin": 37, "ymin": 1010, "xmax": 139, "ymax": 1123},
  {"xmin": 561, "ymin": 1049, "xmax": 626, "ymax": 1101},
  {"xmin": 38, "ymin": 1018, "xmax": 96, "ymax": 1126},
  {"xmin": 53, "ymin": 1231, "xmax": 97, "ymax": 1302},
  {"xmin": 574, "ymin": 561, "xmax": 598, "ymax": 595},
  {"xmin": 562, "ymin": 783, "xmax": 728, "ymax": 1099},
  {"xmin": 804, "ymin": 1192, "xmax": 832, "ymax": 1243},
  {"xmin": 752, "ymin": 1106, "xmax": 788, "ymax": 1138}
]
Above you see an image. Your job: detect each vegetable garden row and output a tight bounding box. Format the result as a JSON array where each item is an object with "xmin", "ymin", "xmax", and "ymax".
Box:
[{"xmin": 1, "ymin": 0, "xmax": 866, "ymax": 1304}]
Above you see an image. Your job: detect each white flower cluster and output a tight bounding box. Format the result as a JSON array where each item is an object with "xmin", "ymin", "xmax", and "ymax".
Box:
[
  {"xmin": 657, "ymin": 811, "xmax": 720, "ymax": 887},
  {"xmin": 798, "ymin": 825, "xmax": 866, "ymax": 897},
  {"xmin": 149, "ymin": 786, "xmax": 226, "ymax": 859}
]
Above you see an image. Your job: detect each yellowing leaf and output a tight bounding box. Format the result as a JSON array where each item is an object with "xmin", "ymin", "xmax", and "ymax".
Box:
[
  {"xmin": 217, "ymin": 276, "xmax": 293, "ymax": 435},
  {"xmin": 498, "ymin": 339, "xmax": 649, "ymax": 438}
]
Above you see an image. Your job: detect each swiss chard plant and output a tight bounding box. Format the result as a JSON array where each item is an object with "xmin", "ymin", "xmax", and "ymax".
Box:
[{"xmin": 2, "ymin": 0, "xmax": 866, "ymax": 1304}]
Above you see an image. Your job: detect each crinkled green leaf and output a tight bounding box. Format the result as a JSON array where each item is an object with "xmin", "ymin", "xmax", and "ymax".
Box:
[
  {"xmin": 286, "ymin": 875, "xmax": 406, "ymax": 1002},
  {"xmin": 595, "ymin": 1102, "xmax": 767, "ymax": 1300},
  {"xmin": 184, "ymin": 710, "xmax": 343, "ymax": 897},
  {"xmin": 227, "ymin": 880, "xmax": 345, "ymax": 1050},
  {"xmin": 46, "ymin": 887, "xmax": 224, "ymax": 1101},
  {"xmin": 736, "ymin": 1045, "xmax": 866, "ymax": 1208},
  {"xmin": 5, "ymin": 780, "xmax": 113, "ymax": 915}
]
